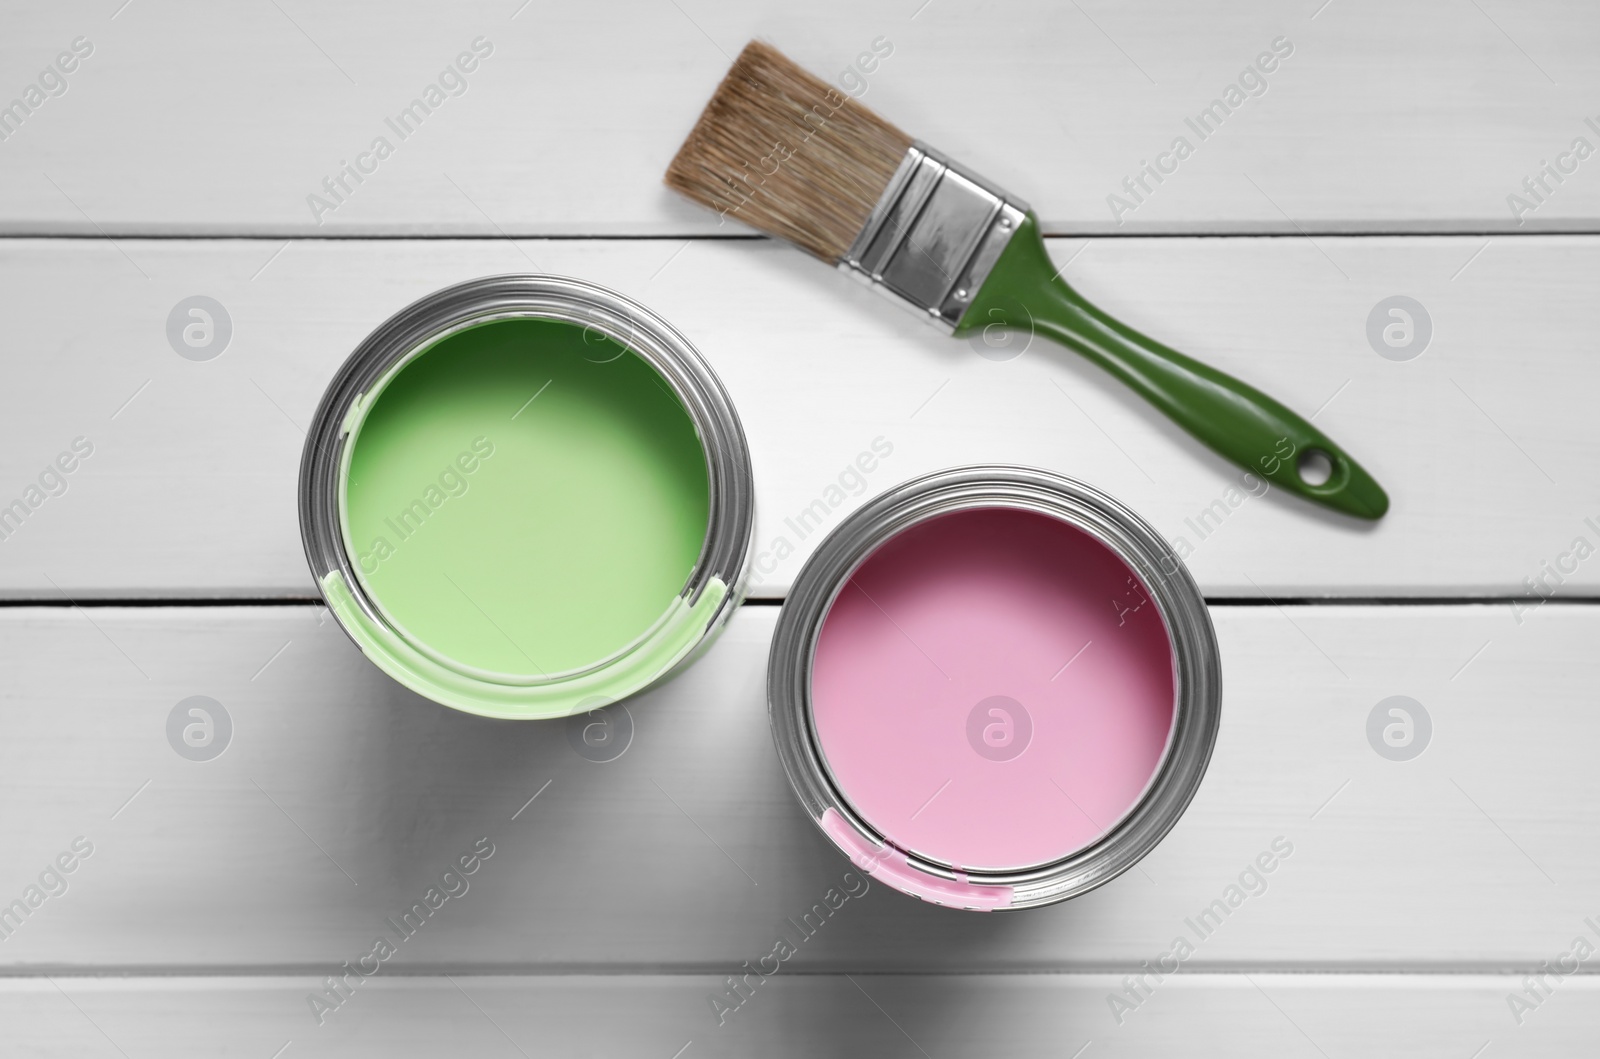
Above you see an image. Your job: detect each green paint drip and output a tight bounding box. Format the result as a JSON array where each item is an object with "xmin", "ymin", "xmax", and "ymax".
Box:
[
  {"xmin": 335, "ymin": 316, "xmax": 715, "ymax": 716},
  {"xmin": 322, "ymin": 568, "xmax": 727, "ymax": 720}
]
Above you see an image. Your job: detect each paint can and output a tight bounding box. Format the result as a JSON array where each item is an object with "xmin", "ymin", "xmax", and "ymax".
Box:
[
  {"xmin": 768, "ymin": 466, "xmax": 1219, "ymax": 909},
  {"xmin": 301, "ymin": 275, "xmax": 753, "ymax": 719}
]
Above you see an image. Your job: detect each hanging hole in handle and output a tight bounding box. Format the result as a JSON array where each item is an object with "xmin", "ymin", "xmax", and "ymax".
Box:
[{"xmin": 1298, "ymin": 448, "xmax": 1335, "ymax": 487}]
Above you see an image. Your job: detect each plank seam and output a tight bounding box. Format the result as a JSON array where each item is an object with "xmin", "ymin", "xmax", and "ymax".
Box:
[
  {"xmin": 3, "ymin": 965, "xmax": 1599, "ymax": 979},
  {"xmin": 4, "ymin": 230, "xmax": 1600, "ymax": 241},
  {"xmin": 0, "ymin": 596, "xmax": 1593, "ymax": 609}
]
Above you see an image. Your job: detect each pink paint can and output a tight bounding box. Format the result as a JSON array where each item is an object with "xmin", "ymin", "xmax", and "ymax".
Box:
[{"xmin": 768, "ymin": 467, "xmax": 1220, "ymax": 910}]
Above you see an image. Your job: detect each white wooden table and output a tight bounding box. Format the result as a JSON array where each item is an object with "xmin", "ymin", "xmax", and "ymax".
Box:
[{"xmin": 2, "ymin": 2, "xmax": 1597, "ymax": 1055}]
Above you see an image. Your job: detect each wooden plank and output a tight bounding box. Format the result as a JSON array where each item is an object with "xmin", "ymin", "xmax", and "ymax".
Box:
[
  {"xmin": 0, "ymin": 1, "xmax": 1597, "ymax": 235},
  {"xmin": 0, "ymin": 604, "xmax": 1593, "ymax": 971},
  {"xmin": 0, "ymin": 235, "xmax": 1593, "ymax": 599},
  {"xmin": 4, "ymin": 973, "xmax": 1595, "ymax": 1058}
]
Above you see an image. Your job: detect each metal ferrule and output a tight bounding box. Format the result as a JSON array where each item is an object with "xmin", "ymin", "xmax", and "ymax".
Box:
[{"xmin": 839, "ymin": 142, "xmax": 1030, "ymax": 333}]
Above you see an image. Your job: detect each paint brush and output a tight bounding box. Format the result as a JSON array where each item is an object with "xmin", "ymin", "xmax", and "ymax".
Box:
[{"xmin": 665, "ymin": 41, "xmax": 1388, "ymax": 519}]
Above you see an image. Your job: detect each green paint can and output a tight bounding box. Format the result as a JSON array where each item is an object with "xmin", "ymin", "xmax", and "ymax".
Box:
[{"xmin": 300, "ymin": 276, "xmax": 753, "ymax": 719}]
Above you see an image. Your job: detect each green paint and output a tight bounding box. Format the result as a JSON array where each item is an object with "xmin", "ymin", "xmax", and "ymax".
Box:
[{"xmin": 335, "ymin": 316, "xmax": 716, "ymax": 717}]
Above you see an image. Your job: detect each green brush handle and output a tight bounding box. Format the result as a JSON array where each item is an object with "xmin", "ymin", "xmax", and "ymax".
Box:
[{"xmin": 960, "ymin": 215, "xmax": 1388, "ymax": 519}]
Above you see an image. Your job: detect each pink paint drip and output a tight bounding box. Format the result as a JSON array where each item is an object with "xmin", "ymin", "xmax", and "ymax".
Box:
[
  {"xmin": 810, "ymin": 507, "xmax": 1175, "ymax": 873},
  {"xmin": 821, "ymin": 808, "xmax": 1014, "ymax": 909}
]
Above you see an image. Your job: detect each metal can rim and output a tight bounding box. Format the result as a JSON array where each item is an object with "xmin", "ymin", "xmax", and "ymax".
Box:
[{"xmin": 766, "ymin": 465, "xmax": 1221, "ymax": 910}]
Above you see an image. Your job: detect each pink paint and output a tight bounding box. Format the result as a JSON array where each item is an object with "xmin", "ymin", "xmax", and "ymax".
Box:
[{"xmin": 810, "ymin": 507, "xmax": 1175, "ymax": 873}]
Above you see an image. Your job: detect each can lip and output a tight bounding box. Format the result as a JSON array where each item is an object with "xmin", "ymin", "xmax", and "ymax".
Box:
[
  {"xmin": 767, "ymin": 465, "xmax": 1221, "ymax": 910},
  {"xmin": 299, "ymin": 274, "xmax": 754, "ymax": 710}
]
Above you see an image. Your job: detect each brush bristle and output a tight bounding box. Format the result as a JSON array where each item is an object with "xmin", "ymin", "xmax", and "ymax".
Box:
[{"xmin": 665, "ymin": 41, "xmax": 913, "ymax": 263}]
